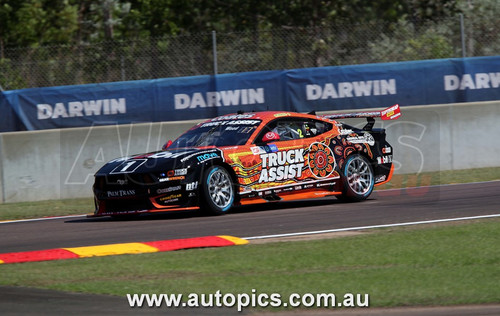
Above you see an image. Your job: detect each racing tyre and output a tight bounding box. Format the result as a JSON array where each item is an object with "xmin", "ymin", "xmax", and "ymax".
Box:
[
  {"xmin": 201, "ymin": 165, "xmax": 235, "ymax": 215},
  {"xmin": 338, "ymin": 154, "xmax": 374, "ymax": 202}
]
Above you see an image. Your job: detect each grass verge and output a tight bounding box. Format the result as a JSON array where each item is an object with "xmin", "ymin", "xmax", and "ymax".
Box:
[
  {"xmin": 0, "ymin": 219, "xmax": 499, "ymax": 309},
  {"xmin": 1, "ymin": 166, "xmax": 500, "ymax": 221},
  {"xmin": 0, "ymin": 197, "xmax": 93, "ymax": 221}
]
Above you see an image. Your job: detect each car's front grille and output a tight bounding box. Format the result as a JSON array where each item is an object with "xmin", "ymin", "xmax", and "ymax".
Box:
[{"xmin": 94, "ymin": 174, "xmax": 156, "ymax": 191}]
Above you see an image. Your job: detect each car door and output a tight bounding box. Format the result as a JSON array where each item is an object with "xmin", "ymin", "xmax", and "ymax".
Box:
[{"xmin": 250, "ymin": 117, "xmax": 335, "ymax": 191}]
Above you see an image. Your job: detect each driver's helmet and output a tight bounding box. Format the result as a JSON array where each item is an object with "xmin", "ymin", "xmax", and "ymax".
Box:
[{"xmin": 273, "ymin": 122, "xmax": 300, "ymax": 140}]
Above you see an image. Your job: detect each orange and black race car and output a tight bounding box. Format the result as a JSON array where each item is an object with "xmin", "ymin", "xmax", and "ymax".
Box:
[{"xmin": 92, "ymin": 104, "xmax": 401, "ymax": 216}]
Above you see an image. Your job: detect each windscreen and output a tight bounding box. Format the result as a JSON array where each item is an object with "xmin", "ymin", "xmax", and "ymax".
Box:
[{"xmin": 169, "ymin": 119, "xmax": 261, "ymax": 148}]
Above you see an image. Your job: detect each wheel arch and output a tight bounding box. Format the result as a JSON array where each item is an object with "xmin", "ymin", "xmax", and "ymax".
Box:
[
  {"xmin": 337, "ymin": 145, "xmax": 376, "ymax": 171},
  {"xmin": 354, "ymin": 149, "xmax": 377, "ymax": 168},
  {"xmin": 198, "ymin": 159, "xmax": 241, "ymax": 203},
  {"xmin": 338, "ymin": 151, "xmax": 375, "ymax": 202}
]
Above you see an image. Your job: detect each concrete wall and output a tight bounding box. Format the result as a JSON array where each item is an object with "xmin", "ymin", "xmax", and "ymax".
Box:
[
  {"xmin": 1, "ymin": 101, "xmax": 499, "ymax": 203},
  {"xmin": 324, "ymin": 101, "xmax": 500, "ymax": 175}
]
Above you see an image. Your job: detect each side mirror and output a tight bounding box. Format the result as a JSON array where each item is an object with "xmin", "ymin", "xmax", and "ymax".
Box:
[
  {"xmin": 162, "ymin": 140, "xmax": 173, "ymax": 150},
  {"xmin": 261, "ymin": 131, "xmax": 280, "ymax": 143}
]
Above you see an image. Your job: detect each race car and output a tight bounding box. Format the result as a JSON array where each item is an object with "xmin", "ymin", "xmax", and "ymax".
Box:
[{"xmin": 91, "ymin": 104, "xmax": 401, "ymax": 216}]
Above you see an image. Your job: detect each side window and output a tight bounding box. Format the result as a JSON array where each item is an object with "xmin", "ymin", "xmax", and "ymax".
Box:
[
  {"xmin": 256, "ymin": 118, "xmax": 332, "ymax": 143},
  {"xmin": 255, "ymin": 118, "xmax": 333, "ymax": 143},
  {"xmin": 308, "ymin": 119, "xmax": 333, "ymax": 136},
  {"xmin": 272, "ymin": 120, "xmax": 304, "ymax": 140},
  {"xmin": 256, "ymin": 119, "xmax": 296, "ymax": 143}
]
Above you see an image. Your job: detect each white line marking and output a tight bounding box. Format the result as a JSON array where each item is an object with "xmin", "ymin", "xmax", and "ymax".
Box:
[
  {"xmin": 0, "ymin": 215, "xmax": 87, "ymax": 225},
  {"xmin": 243, "ymin": 214, "xmax": 500, "ymax": 240}
]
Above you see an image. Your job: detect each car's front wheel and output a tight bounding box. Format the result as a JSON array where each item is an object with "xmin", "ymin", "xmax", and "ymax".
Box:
[
  {"xmin": 338, "ymin": 154, "xmax": 374, "ymax": 202},
  {"xmin": 201, "ymin": 165, "xmax": 235, "ymax": 215}
]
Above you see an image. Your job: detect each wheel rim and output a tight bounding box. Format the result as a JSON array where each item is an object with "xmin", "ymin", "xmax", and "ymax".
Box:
[
  {"xmin": 208, "ymin": 168, "xmax": 233, "ymax": 209},
  {"xmin": 346, "ymin": 156, "xmax": 373, "ymax": 195}
]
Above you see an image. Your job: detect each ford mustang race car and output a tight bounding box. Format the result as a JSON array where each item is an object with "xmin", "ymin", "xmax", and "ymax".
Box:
[{"xmin": 91, "ymin": 104, "xmax": 401, "ymax": 216}]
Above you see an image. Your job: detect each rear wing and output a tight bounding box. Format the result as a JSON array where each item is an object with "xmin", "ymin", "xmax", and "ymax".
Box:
[
  {"xmin": 323, "ymin": 104, "xmax": 401, "ymax": 121},
  {"xmin": 322, "ymin": 104, "xmax": 401, "ymax": 130}
]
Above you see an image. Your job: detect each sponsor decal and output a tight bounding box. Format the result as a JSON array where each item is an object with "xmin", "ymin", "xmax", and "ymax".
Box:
[
  {"xmin": 274, "ymin": 113, "xmax": 291, "ymax": 117},
  {"xmin": 186, "ymin": 181, "xmax": 199, "ymax": 191},
  {"xmin": 381, "ymin": 104, "xmax": 401, "ymax": 120},
  {"xmin": 147, "ymin": 150, "xmax": 196, "ymax": 160},
  {"xmin": 102, "ymin": 210, "xmax": 148, "ymax": 215},
  {"xmin": 339, "ymin": 128, "xmax": 354, "ymax": 135},
  {"xmin": 180, "ymin": 149, "xmax": 219, "ymax": 162},
  {"xmin": 106, "ymin": 189, "xmax": 136, "ymax": 198},
  {"xmin": 211, "ymin": 114, "xmax": 256, "ymax": 121},
  {"xmin": 110, "ymin": 179, "xmax": 128, "ymax": 185},
  {"xmin": 346, "ymin": 135, "xmax": 365, "ymax": 144},
  {"xmin": 201, "ymin": 119, "xmax": 261, "ymax": 128},
  {"xmin": 377, "ymin": 155, "xmax": 393, "ymax": 164},
  {"xmin": 258, "ymin": 149, "xmax": 305, "ymax": 183},
  {"xmin": 242, "ymin": 186, "xmax": 252, "ymax": 193},
  {"xmin": 375, "ymin": 175, "xmax": 387, "ymax": 183},
  {"xmin": 175, "ymin": 88, "xmax": 265, "ymax": 109},
  {"xmin": 250, "ymin": 144, "xmax": 278, "ymax": 155},
  {"xmin": 306, "ymin": 79, "xmax": 396, "ymax": 100},
  {"xmin": 316, "ymin": 181, "xmax": 336, "ymax": 188},
  {"xmin": 159, "ymin": 193, "xmax": 182, "ymax": 203},
  {"xmin": 267, "ymin": 144, "xmax": 279, "ymax": 153},
  {"xmin": 37, "ymin": 98, "xmax": 126, "ymax": 120},
  {"xmin": 346, "ymin": 133, "xmax": 375, "ymax": 146},
  {"xmin": 251, "ymin": 146, "xmax": 265, "ymax": 155},
  {"xmin": 106, "ymin": 156, "xmax": 132, "ymax": 164},
  {"xmin": 197, "ymin": 152, "xmax": 220, "ymax": 162},
  {"xmin": 159, "ymin": 176, "xmax": 185, "ymax": 182},
  {"xmin": 156, "ymin": 186, "xmax": 182, "ymax": 195},
  {"xmin": 364, "ymin": 133, "xmax": 375, "ymax": 146},
  {"xmin": 263, "ymin": 131, "xmax": 280, "ymax": 141},
  {"xmin": 382, "ymin": 146, "xmax": 392, "ymax": 154},
  {"xmin": 308, "ymin": 142, "xmax": 336, "ymax": 178},
  {"xmin": 167, "ymin": 169, "xmax": 188, "ymax": 177},
  {"xmin": 314, "ymin": 192, "xmax": 332, "ymax": 196}
]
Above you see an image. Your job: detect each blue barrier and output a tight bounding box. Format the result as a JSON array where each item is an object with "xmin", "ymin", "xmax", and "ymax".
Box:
[
  {"xmin": 0, "ymin": 93, "xmax": 24, "ymax": 132},
  {"xmin": 1, "ymin": 56, "xmax": 499, "ymax": 131}
]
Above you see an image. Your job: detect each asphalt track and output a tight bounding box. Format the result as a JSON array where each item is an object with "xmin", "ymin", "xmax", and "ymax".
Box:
[
  {"xmin": 1, "ymin": 181, "xmax": 500, "ymax": 315},
  {"xmin": 2, "ymin": 181, "xmax": 500, "ymax": 253}
]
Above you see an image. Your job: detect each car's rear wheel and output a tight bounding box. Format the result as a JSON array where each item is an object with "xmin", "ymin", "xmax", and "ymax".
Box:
[
  {"xmin": 338, "ymin": 154, "xmax": 374, "ymax": 202},
  {"xmin": 201, "ymin": 165, "xmax": 235, "ymax": 215}
]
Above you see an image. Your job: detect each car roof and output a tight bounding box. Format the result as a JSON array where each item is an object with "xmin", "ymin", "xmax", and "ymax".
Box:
[{"xmin": 202, "ymin": 111, "xmax": 330, "ymax": 124}]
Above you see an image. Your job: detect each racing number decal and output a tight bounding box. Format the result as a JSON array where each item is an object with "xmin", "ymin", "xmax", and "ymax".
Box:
[
  {"xmin": 296, "ymin": 129, "xmax": 304, "ymax": 138},
  {"xmin": 110, "ymin": 159, "xmax": 147, "ymax": 174},
  {"xmin": 120, "ymin": 161, "xmax": 137, "ymax": 172}
]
